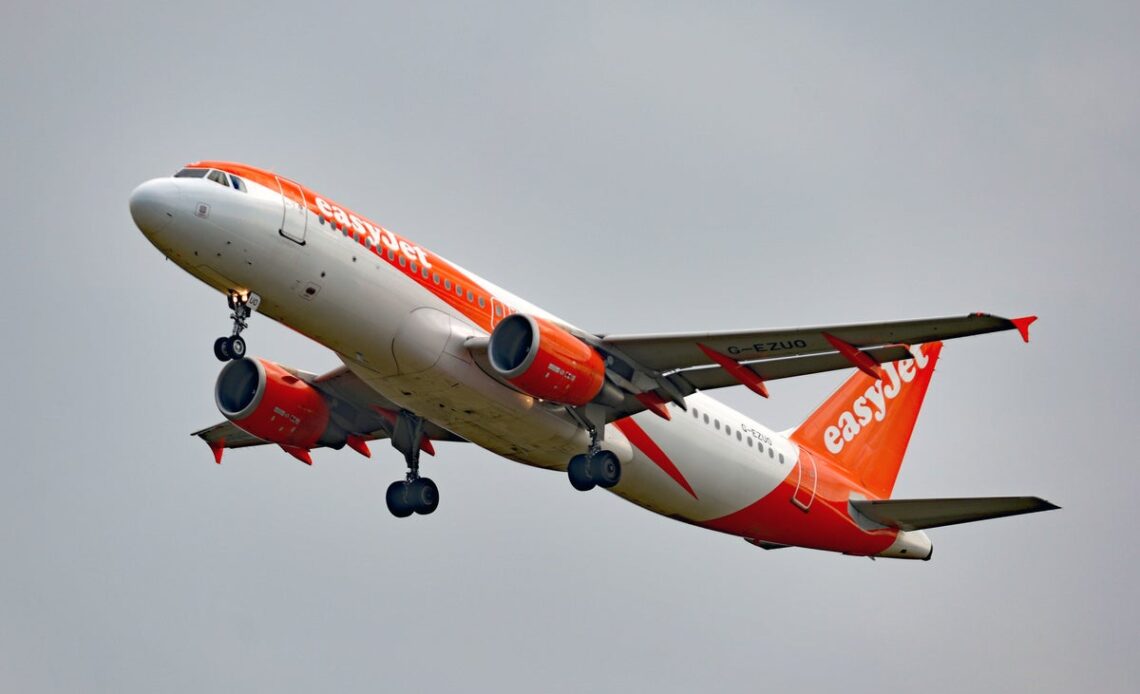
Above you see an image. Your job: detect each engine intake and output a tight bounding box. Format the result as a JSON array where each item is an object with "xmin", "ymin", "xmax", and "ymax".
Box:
[
  {"xmin": 488, "ymin": 314, "xmax": 606, "ymax": 406},
  {"xmin": 215, "ymin": 357, "xmax": 343, "ymax": 449}
]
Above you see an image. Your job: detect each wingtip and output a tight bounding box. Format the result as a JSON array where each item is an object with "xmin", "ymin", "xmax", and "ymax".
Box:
[
  {"xmin": 208, "ymin": 441, "xmax": 224, "ymax": 465},
  {"xmin": 1010, "ymin": 315, "xmax": 1037, "ymax": 343}
]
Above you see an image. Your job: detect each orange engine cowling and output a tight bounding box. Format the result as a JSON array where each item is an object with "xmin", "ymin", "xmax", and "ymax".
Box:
[
  {"xmin": 487, "ymin": 314, "xmax": 606, "ymax": 406},
  {"xmin": 215, "ymin": 357, "xmax": 339, "ymax": 450}
]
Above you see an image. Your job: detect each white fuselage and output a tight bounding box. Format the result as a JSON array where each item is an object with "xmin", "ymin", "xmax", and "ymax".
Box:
[{"xmin": 133, "ymin": 172, "xmax": 797, "ymax": 527}]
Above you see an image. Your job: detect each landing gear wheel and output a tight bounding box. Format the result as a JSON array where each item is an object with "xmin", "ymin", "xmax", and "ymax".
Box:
[
  {"xmin": 213, "ymin": 337, "xmax": 231, "ymax": 361},
  {"xmin": 215, "ymin": 291, "xmax": 258, "ymax": 361},
  {"xmin": 408, "ymin": 477, "xmax": 439, "ymax": 515},
  {"xmin": 385, "ymin": 481, "xmax": 414, "ymax": 518},
  {"xmin": 227, "ymin": 335, "xmax": 246, "ymax": 359},
  {"xmin": 567, "ymin": 454, "xmax": 596, "ymax": 491},
  {"xmin": 590, "ymin": 450, "xmax": 621, "ymax": 488}
]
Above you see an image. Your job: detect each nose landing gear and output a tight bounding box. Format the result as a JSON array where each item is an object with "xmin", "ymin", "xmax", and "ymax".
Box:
[
  {"xmin": 213, "ymin": 291, "xmax": 260, "ymax": 361},
  {"xmin": 385, "ymin": 411, "xmax": 440, "ymax": 517}
]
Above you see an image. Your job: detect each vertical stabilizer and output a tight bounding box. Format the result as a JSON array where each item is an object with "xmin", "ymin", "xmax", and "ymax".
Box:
[{"xmin": 790, "ymin": 342, "xmax": 943, "ymax": 498}]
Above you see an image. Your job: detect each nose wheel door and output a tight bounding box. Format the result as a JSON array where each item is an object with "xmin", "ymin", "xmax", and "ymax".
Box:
[{"xmin": 276, "ymin": 177, "xmax": 308, "ymax": 244}]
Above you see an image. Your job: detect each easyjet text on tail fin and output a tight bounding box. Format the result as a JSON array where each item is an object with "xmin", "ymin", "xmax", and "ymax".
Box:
[{"xmin": 791, "ymin": 342, "xmax": 943, "ymax": 499}]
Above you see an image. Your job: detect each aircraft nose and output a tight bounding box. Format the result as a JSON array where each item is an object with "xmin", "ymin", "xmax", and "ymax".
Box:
[{"xmin": 129, "ymin": 178, "xmax": 180, "ymax": 236}]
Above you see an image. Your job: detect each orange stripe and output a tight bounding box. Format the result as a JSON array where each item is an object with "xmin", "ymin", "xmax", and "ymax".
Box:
[
  {"xmin": 188, "ymin": 161, "xmax": 511, "ymax": 334},
  {"xmin": 613, "ymin": 418, "xmax": 698, "ymax": 499}
]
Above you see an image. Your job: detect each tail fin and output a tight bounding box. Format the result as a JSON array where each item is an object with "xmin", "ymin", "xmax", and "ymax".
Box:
[{"xmin": 790, "ymin": 341, "xmax": 943, "ymax": 498}]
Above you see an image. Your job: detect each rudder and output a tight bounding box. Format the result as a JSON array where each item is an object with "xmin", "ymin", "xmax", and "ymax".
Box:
[{"xmin": 790, "ymin": 342, "xmax": 943, "ymax": 498}]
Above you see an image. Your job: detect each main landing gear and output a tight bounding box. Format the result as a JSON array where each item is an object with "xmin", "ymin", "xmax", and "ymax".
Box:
[
  {"xmin": 567, "ymin": 450, "xmax": 621, "ymax": 491},
  {"xmin": 385, "ymin": 411, "xmax": 440, "ymax": 517},
  {"xmin": 213, "ymin": 291, "xmax": 260, "ymax": 361},
  {"xmin": 565, "ymin": 410, "xmax": 622, "ymax": 492}
]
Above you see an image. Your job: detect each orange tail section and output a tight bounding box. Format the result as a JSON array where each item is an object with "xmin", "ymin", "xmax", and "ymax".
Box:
[{"xmin": 790, "ymin": 342, "xmax": 943, "ymax": 499}]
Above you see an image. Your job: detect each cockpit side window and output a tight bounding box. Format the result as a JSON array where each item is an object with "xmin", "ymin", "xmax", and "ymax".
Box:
[
  {"xmin": 228, "ymin": 174, "xmax": 247, "ymax": 192},
  {"xmin": 206, "ymin": 169, "xmax": 230, "ymax": 187},
  {"xmin": 174, "ymin": 168, "xmax": 208, "ymax": 178}
]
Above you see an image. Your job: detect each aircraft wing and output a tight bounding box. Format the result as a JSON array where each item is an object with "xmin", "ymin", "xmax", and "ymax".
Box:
[
  {"xmin": 192, "ymin": 420, "xmax": 271, "ymax": 450},
  {"xmin": 467, "ymin": 312, "xmax": 1034, "ymax": 424},
  {"xmin": 850, "ymin": 496, "xmax": 1059, "ymax": 531},
  {"xmin": 192, "ymin": 363, "xmax": 464, "ymax": 462},
  {"xmin": 590, "ymin": 312, "xmax": 1034, "ymax": 420},
  {"xmin": 598, "ymin": 313, "xmax": 1035, "ymax": 373}
]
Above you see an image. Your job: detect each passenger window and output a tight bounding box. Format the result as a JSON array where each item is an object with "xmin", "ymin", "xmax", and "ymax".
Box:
[
  {"xmin": 444, "ymin": 279, "xmax": 452, "ymax": 290},
  {"xmin": 703, "ymin": 414, "xmax": 709, "ymax": 424},
  {"xmin": 398, "ymin": 255, "xmax": 406, "ymax": 268},
  {"xmin": 769, "ymin": 448, "xmax": 774, "ymax": 459},
  {"xmin": 747, "ymin": 437, "xmax": 753, "ymax": 447},
  {"xmin": 432, "ymin": 273, "xmax": 440, "ymax": 284},
  {"xmin": 455, "ymin": 285, "xmax": 463, "ymax": 297},
  {"xmin": 495, "ymin": 305, "xmax": 503, "ymax": 316},
  {"xmin": 467, "ymin": 291, "xmax": 474, "ymax": 302},
  {"xmin": 206, "ymin": 169, "xmax": 229, "ymax": 187},
  {"xmin": 387, "ymin": 249, "xmax": 396, "ymax": 261},
  {"xmin": 422, "ymin": 267, "xmax": 430, "ymax": 279},
  {"xmin": 714, "ymin": 419, "xmax": 720, "ymax": 430},
  {"xmin": 736, "ymin": 431, "xmax": 742, "ymax": 441},
  {"xmin": 758, "ymin": 443, "xmax": 764, "ymax": 453},
  {"xmin": 692, "ymin": 408, "xmax": 698, "ymax": 418},
  {"xmin": 779, "ymin": 453, "xmax": 784, "ymax": 464},
  {"xmin": 478, "ymin": 296, "xmax": 486, "ymax": 308},
  {"xmin": 725, "ymin": 426, "xmax": 731, "ymax": 436},
  {"xmin": 411, "ymin": 261, "xmax": 418, "ymax": 273}
]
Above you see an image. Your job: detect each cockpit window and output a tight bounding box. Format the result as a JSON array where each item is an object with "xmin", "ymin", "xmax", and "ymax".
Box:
[
  {"xmin": 174, "ymin": 168, "xmax": 208, "ymax": 178},
  {"xmin": 228, "ymin": 174, "xmax": 246, "ymax": 192},
  {"xmin": 206, "ymin": 169, "xmax": 230, "ymax": 187}
]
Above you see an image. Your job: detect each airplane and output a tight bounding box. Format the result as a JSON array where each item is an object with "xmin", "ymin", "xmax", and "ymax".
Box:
[{"xmin": 129, "ymin": 161, "xmax": 1058, "ymax": 560}]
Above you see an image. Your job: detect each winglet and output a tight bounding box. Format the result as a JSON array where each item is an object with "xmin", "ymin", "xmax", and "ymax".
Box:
[
  {"xmin": 208, "ymin": 441, "xmax": 224, "ymax": 465},
  {"xmin": 1010, "ymin": 315, "xmax": 1037, "ymax": 343},
  {"xmin": 821, "ymin": 333, "xmax": 883, "ymax": 380}
]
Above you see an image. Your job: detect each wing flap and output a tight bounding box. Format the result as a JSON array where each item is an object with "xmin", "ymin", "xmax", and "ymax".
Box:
[
  {"xmin": 677, "ymin": 345, "xmax": 914, "ymax": 392},
  {"xmin": 601, "ymin": 313, "xmax": 1032, "ymax": 372},
  {"xmin": 851, "ymin": 496, "xmax": 1059, "ymax": 531},
  {"xmin": 191, "ymin": 421, "xmax": 267, "ymax": 449}
]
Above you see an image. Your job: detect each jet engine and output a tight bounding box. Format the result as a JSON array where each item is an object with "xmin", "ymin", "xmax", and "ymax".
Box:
[
  {"xmin": 215, "ymin": 357, "xmax": 346, "ymax": 450},
  {"xmin": 487, "ymin": 314, "xmax": 607, "ymax": 406}
]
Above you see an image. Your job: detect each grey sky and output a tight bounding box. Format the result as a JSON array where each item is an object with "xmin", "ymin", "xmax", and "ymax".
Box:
[{"xmin": 1, "ymin": 2, "xmax": 1136, "ymax": 691}]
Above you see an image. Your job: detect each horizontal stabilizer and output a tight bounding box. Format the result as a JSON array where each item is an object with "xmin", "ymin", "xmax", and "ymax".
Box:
[{"xmin": 851, "ymin": 496, "xmax": 1059, "ymax": 531}]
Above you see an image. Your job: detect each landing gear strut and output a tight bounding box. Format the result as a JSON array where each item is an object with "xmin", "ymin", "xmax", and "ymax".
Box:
[
  {"xmin": 213, "ymin": 291, "xmax": 260, "ymax": 361},
  {"xmin": 565, "ymin": 408, "xmax": 621, "ymax": 492},
  {"xmin": 385, "ymin": 411, "xmax": 439, "ymax": 517}
]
